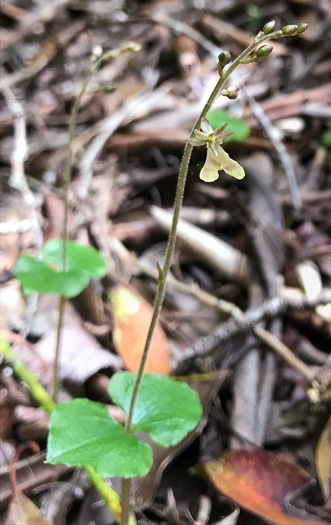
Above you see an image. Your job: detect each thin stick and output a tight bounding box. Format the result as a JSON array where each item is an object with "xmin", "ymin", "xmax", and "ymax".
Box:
[
  {"xmin": 173, "ymin": 291, "xmax": 331, "ymax": 374},
  {"xmin": 1, "ymin": 85, "xmax": 43, "ymax": 249},
  {"xmin": 245, "ymin": 92, "xmax": 301, "ymax": 210},
  {"xmin": 253, "ymin": 325, "xmax": 315, "ymax": 381}
]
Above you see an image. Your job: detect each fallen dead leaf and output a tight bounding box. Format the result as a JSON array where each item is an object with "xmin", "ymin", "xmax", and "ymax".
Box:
[
  {"xmin": 316, "ymin": 415, "xmax": 331, "ymax": 501},
  {"xmin": 6, "ymin": 492, "xmax": 52, "ymax": 525},
  {"xmin": 109, "ymin": 284, "xmax": 170, "ymax": 374},
  {"xmin": 205, "ymin": 450, "xmax": 326, "ymax": 525},
  {"xmin": 5, "ymin": 442, "xmax": 52, "ymax": 525},
  {"xmin": 35, "ymin": 312, "xmax": 122, "ymax": 384}
]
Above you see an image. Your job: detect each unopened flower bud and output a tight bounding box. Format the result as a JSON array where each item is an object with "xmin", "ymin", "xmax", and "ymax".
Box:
[
  {"xmin": 255, "ymin": 30, "xmax": 265, "ymax": 41},
  {"xmin": 240, "ymin": 58, "xmax": 250, "ymax": 64},
  {"xmin": 123, "ymin": 42, "xmax": 142, "ymax": 53},
  {"xmin": 296, "ymin": 23, "xmax": 308, "ymax": 34},
  {"xmin": 256, "ymin": 45, "xmax": 273, "ymax": 58},
  {"xmin": 282, "ymin": 25, "xmax": 298, "ymax": 36},
  {"xmin": 270, "ymin": 30, "xmax": 283, "ymax": 38},
  {"xmin": 91, "ymin": 45, "xmax": 103, "ymax": 61},
  {"xmin": 218, "ymin": 51, "xmax": 231, "ymax": 70},
  {"xmin": 221, "ymin": 86, "xmax": 239, "ymax": 99},
  {"xmin": 228, "ymin": 86, "xmax": 239, "ymax": 99},
  {"xmin": 263, "ymin": 20, "xmax": 276, "ymax": 35},
  {"xmin": 250, "ymin": 53, "xmax": 259, "ymax": 62}
]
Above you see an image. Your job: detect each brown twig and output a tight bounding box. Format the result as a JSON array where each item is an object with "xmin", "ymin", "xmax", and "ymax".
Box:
[
  {"xmin": 173, "ymin": 291, "xmax": 331, "ymax": 374},
  {"xmin": 1, "ymin": 0, "xmax": 73, "ymax": 50},
  {"xmin": 1, "ymin": 21, "xmax": 85, "ymax": 90},
  {"xmin": 244, "ymin": 90, "xmax": 301, "ymax": 210},
  {"xmin": 253, "ymin": 325, "xmax": 315, "ymax": 382},
  {"xmin": 1, "ymin": 86, "xmax": 43, "ymax": 249}
]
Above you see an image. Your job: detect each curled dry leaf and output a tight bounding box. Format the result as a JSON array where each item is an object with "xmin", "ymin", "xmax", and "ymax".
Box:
[
  {"xmin": 109, "ymin": 285, "xmax": 170, "ymax": 374},
  {"xmin": 35, "ymin": 314, "xmax": 122, "ymax": 384},
  {"xmin": 205, "ymin": 450, "xmax": 326, "ymax": 525},
  {"xmin": 6, "ymin": 441, "xmax": 52, "ymax": 525},
  {"xmin": 6, "ymin": 492, "xmax": 52, "ymax": 525}
]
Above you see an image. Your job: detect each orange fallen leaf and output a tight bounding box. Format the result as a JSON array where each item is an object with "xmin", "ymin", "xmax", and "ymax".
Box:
[
  {"xmin": 109, "ymin": 285, "xmax": 170, "ymax": 374},
  {"xmin": 205, "ymin": 450, "xmax": 325, "ymax": 525}
]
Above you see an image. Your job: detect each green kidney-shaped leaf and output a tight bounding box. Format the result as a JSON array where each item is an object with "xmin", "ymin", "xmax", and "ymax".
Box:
[
  {"xmin": 207, "ymin": 110, "xmax": 251, "ymax": 142},
  {"xmin": 108, "ymin": 373, "xmax": 202, "ymax": 447},
  {"xmin": 47, "ymin": 399, "xmax": 153, "ymax": 478},
  {"xmin": 42, "ymin": 239, "xmax": 108, "ymax": 278},
  {"xmin": 15, "ymin": 255, "xmax": 90, "ymax": 297},
  {"xmin": 15, "ymin": 240, "xmax": 107, "ymax": 297}
]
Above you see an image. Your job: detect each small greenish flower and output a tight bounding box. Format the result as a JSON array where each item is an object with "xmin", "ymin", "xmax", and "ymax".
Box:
[{"xmin": 188, "ymin": 119, "xmax": 245, "ymax": 182}]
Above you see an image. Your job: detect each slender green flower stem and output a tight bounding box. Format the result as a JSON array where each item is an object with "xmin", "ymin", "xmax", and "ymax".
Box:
[
  {"xmin": 51, "ymin": 294, "xmax": 66, "ymax": 403},
  {"xmin": 53, "ymin": 44, "xmax": 141, "ymax": 408},
  {"xmin": 121, "ymin": 30, "xmax": 285, "ymax": 523},
  {"xmin": 53, "ymin": 51, "xmax": 109, "ymax": 407},
  {"xmin": 0, "ymin": 338, "xmax": 135, "ymax": 524},
  {"xmin": 121, "ymin": 478, "xmax": 131, "ymax": 525},
  {"xmin": 61, "ymin": 45, "xmax": 136, "ymax": 262}
]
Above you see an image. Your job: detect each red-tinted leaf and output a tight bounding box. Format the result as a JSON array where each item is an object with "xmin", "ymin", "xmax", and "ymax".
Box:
[
  {"xmin": 206, "ymin": 450, "xmax": 325, "ymax": 525},
  {"xmin": 109, "ymin": 285, "xmax": 170, "ymax": 375}
]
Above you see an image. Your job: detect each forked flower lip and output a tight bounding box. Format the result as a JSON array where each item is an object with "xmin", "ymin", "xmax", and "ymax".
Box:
[{"xmin": 188, "ymin": 118, "xmax": 245, "ymax": 182}]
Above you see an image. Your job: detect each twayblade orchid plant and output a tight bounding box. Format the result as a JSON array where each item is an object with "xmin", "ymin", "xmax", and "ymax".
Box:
[{"xmin": 189, "ymin": 118, "xmax": 245, "ymax": 182}]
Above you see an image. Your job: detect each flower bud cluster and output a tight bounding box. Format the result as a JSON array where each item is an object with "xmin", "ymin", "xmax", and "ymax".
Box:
[
  {"xmin": 281, "ymin": 23, "xmax": 307, "ymax": 36},
  {"xmin": 254, "ymin": 20, "xmax": 308, "ymax": 42},
  {"xmin": 243, "ymin": 21, "xmax": 307, "ymax": 65}
]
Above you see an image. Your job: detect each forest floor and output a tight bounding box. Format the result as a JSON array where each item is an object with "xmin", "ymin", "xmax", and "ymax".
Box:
[{"xmin": 0, "ymin": 1, "xmax": 331, "ymax": 524}]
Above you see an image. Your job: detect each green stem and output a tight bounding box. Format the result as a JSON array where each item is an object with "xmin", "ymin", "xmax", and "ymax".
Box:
[
  {"xmin": 0, "ymin": 339, "xmax": 56, "ymax": 415},
  {"xmin": 61, "ymin": 44, "xmax": 140, "ymax": 262},
  {"xmin": 121, "ymin": 31, "xmax": 281, "ymax": 523},
  {"xmin": 124, "ymin": 29, "xmax": 274, "ymax": 433},
  {"xmin": 53, "ymin": 53, "xmax": 106, "ymax": 403},
  {"xmin": 61, "ymin": 57, "xmax": 101, "ymax": 264},
  {"xmin": 0, "ymin": 338, "xmax": 135, "ymax": 524},
  {"xmin": 51, "ymin": 294, "xmax": 66, "ymax": 403},
  {"xmin": 121, "ymin": 478, "xmax": 131, "ymax": 525},
  {"xmin": 85, "ymin": 465, "xmax": 135, "ymax": 525},
  {"xmin": 54, "ymin": 43, "xmax": 141, "ymax": 415}
]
